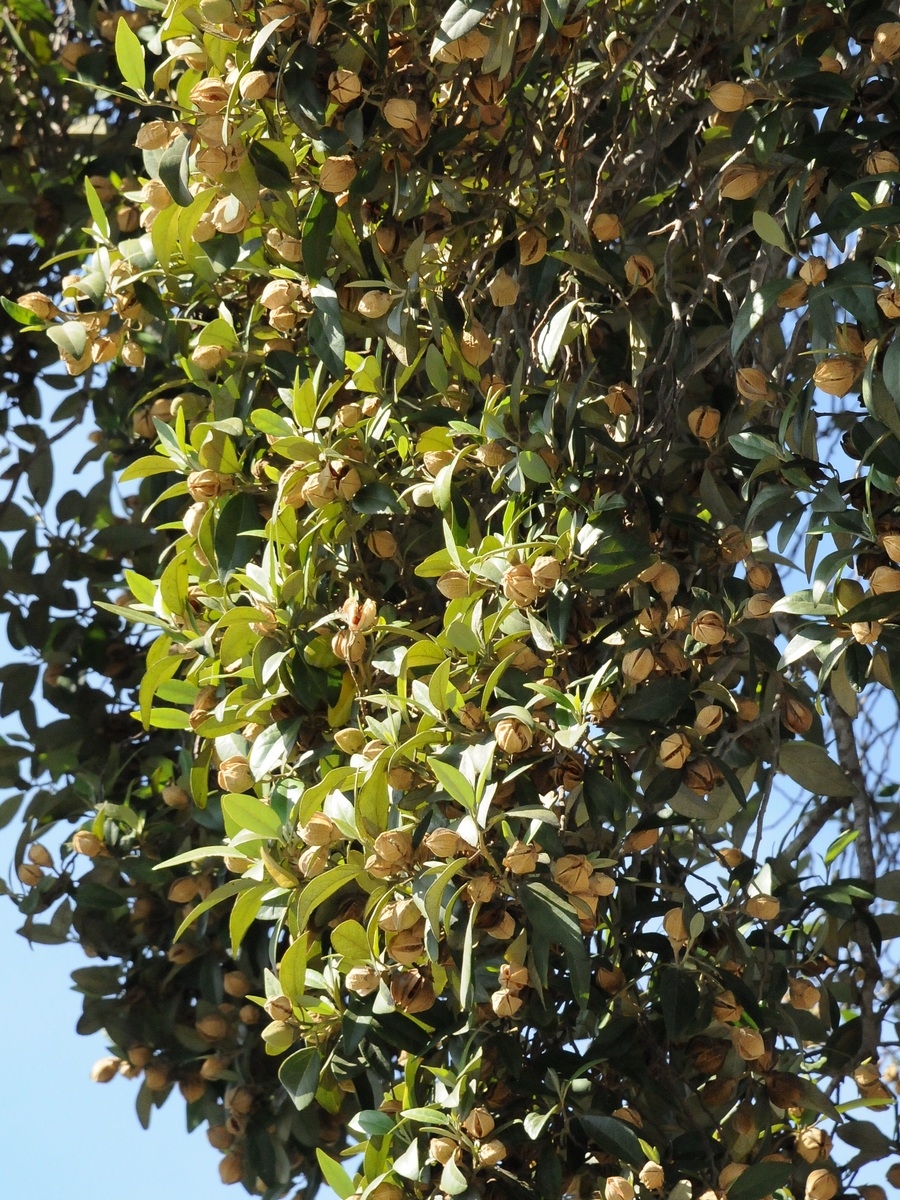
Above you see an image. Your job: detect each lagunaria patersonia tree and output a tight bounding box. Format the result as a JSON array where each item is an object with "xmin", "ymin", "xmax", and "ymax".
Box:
[{"xmin": 9, "ymin": 0, "xmax": 900, "ymax": 1197}]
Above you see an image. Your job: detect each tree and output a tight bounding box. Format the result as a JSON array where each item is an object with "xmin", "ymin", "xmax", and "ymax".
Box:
[{"xmin": 6, "ymin": 0, "xmax": 900, "ymax": 1195}]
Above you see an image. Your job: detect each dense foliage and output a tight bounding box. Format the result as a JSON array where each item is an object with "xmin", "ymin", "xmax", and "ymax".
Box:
[{"xmin": 7, "ymin": 0, "xmax": 900, "ymax": 1197}]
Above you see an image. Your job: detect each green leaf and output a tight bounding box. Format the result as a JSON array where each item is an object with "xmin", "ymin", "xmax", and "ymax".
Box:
[
  {"xmin": 249, "ymin": 717, "xmax": 302, "ymax": 780},
  {"xmin": 731, "ymin": 280, "xmax": 785, "ymax": 354},
  {"xmin": 114, "ymin": 17, "xmax": 146, "ymax": 94},
  {"xmin": 658, "ymin": 966, "xmax": 700, "ymax": 1040},
  {"xmin": 315, "ymin": 1150, "xmax": 356, "ymax": 1200},
  {"xmin": 431, "ymin": 0, "xmax": 492, "ymax": 57},
  {"xmin": 520, "ymin": 882, "xmax": 590, "ymax": 1008},
  {"xmin": 214, "ymin": 492, "xmax": 263, "ymax": 582},
  {"xmin": 439, "ymin": 1155, "xmax": 469, "ymax": 1196},
  {"xmin": 83, "ymin": 175, "xmax": 110, "ymax": 240},
  {"xmin": 222, "ymin": 792, "xmax": 284, "ymax": 839},
  {"xmin": 0, "ymin": 296, "xmax": 42, "ymax": 326},
  {"xmin": 824, "ymin": 828, "xmax": 858, "ymax": 865},
  {"xmin": 537, "ymin": 298, "xmax": 578, "ymax": 372},
  {"xmin": 279, "ymin": 934, "xmax": 308, "ymax": 1001},
  {"xmin": 302, "ymin": 191, "xmax": 337, "ymax": 283},
  {"xmin": 295, "ymin": 864, "xmax": 360, "ymax": 933},
  {"xmin": 752, "ymin": 209, "xmax": 788, "ymax": 252},
  {"xmin": 779, "ymin": 741, "xmax": 855, "ymax": 798},
  {"xmin": 310, "ymin": 279, "xmax": 346, "ymax": 378},
  {"xmin": 727, "ymin": 1161, "xmax": 792, "ymax": 1200},
  {"xmin": 229, "ymin": 883, "xmax": 270, "ymax": 954},
  {"xmin": 279, "ymin": 1046, "xmax": 322, "ymax": 1111},
  {"xmin": 173, "ymin": 877, "xmax": 259, "ymax": 942},
  {"xmin": 427, "ymin": 757, "xmax": 475, "ymax": 810},
  {"xmin": 578, "ymin": 1114, "xmax": 643, "ymax": 1168},
  {"xmin": 158, "ymin": 134, "xmax": 193, "ymax": 207}
]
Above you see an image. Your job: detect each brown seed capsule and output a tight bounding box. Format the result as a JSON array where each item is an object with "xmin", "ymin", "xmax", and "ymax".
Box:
[
  {"xmin": 851, "ymin": 620, "xmax": 882, "ymax": 645},
  {"xmin": 488, "ymin": 270, "xmax": 520, "ymax": 307},
  {"xmin": 720, "ymin": 163, "xmax": 766, "ymax": 199},
  {"xmin": 638, "ymin": 1162, "xmax": 665, "ymax": 1192},
  {"xmin": 299, "ymin": 813, "xmax": 340, "ymax": 846},
  {"xmin": 625, "ymin": 254, "xmax": 655, "ymax": 287},
  {"xmin": 709, "ymin": 81, "xmax": 754, "ymax": 112},
  {"xmin": 332, "ymin": 628, "xmax": 366, "ymax": 663},
  {"xmin": 732, "ymin": 1026, "xmax": 766, "ymax": 1060},
  {"xmin": 429, "ymin": 1136, "xmax": 458, "ymax": 1164},
  {"xmin": 813, "ymin": 356, "xmax": 857, "ymax": 397},
  {"xmin": 591, "ymin": 212, "xmax": 623, "ymax": 240},
  {"xmin": 462, "ymin": 1107, "xmax": 495, "ymax": 1139},
  {"xmin": 889, "ymin": 1165, "xmax": 900, "ymax": 1188},
  {"xmin": 605, "ymin": 1177, "xmax": 635, "ymax": 1200},
  {"xmin": 239, "ymin": 69, "xmax": 271, "ymax": 100},
  {"xmin": 805, "ymin": 1169, "xmax": 839, "ymax": 1200},
  {"xmin": 531, "ymin": 555, "xmax": 562, "ymax": 590},
  {"xmin": 328, "ymin": 68, "xmax": 361, "ymax": 105},
  {"xmin": 687, "ymin": 406, "xmax": 720, "ymax": 439},
  {"xmin": 168, "ymin": 876, "xmax": 200, "ymax": 904},
  {"xmin": 384, "ymin": 97, "xmax": 418, "ymax": 130},
  {"xmin": 746, "ymin": 561, "xmax": 773, "ymax": 590},
  {"xmin": 423, "ymin": 828, "xmax": 462, "ymax": 858},
  {"xmin": 222, "ymin": 971, "xmax": 250, "ymax": 998},
  {"xmin": 782, "ymin": 695, "xmax": 813, "ymax": 735},
  {"xmin": 27, "ymin": 844, "xmax": 53, "ymax": 868},
  {"xmin": 795, "ymin": 1126, "xmax": 832, "ymax": 1163},
  {"xmin": 260, "ymin": 279, "xmax": 301, "ymax": 309},
  {"xmin": 197, "ymin": 1012, "xmax": 229, "ymax": 1042},
  {"xmin": 736, "ymin": 367, "xmax": 773, "ymax": 401},
  {"xmin": 691, "ymin": 610, "xmax": 727, "ymax": 645},
  {"xmin": 389, "ymin": 967, "xmax": 435, "ymax": 1013},
  {"xmin": 778, "ymin": 280, "xmax": 809, "ymax": 310},
  {"xmin": 873, "ymin": 22, "xmax": 900, "ymax": 62},
  {"xmin": 373, "ymin": 829, "xmax": 413, "ymax": 866},
  {"xmin": 502, "ymin": 563, "xmax": 540, "ymax": 607},
  {"xmin": 659, "ymin": 731, "xmax": 691, "ymax": 769},
  {"xmin": 712, "ymin": 990, "xmax": 743, "ymax": 1023},
  {"xmin": 867, "ymin": 150, "xmax": 900, "ymax": 175},
  {"xmin": 17, "ymin": 291, "xmax": 57, "ymax": 320},
  {"xmin": 518, "ymin": 228, "xmax": 547, "ymax": 265},
  {"xmin": 91, "ymin": 1056, "xmax": 121, "ymax": 1083},
  {"xmin": 494, "ymin": 717, "xmax": 534, "ymax": 755},
  {"xmin": 663, "ymin": 907, "xmax": 688, "ymax": 943},
  {"xmin": 684, "ymin": 758, "xmax": 720, "ymax": 794},
  {"xmin": 622, "ymin": 646, "xmax": 655, "ymax": 683},
  {"xmin": 744, "ymin": 893, "xmax": 780, "ymax": 920},
  {"xmin": 346, "ymin": 965, "xmax": 380, "ymax": 996},
  {"xmin": 553, "ymin": 854, "xmax": 593, "ymax": 894},
  {"xmin": 217, "ymin": 755, "xmax": 254, "ymax": 793},
  {"xmin": 319, "ymin": 156, "xmax": 357, "ymax": 193},
  {"xmin": 799, "ymin": 255, "xmax": 828, "ymax": 286},
  {"xmin": 187, "ymin": 469, "xmax": 232, "ymax": 502},
  {"xmin": 745, "ymin": 593, "xmax": 773, "ymax": 619},
  {"xmin": 73, "ymin": 830, "xmax": 104, "ymax": 857},
  {"xmin": 358, "ymin": 290, "xmax": 394, "ymax": 319},
  {"xmin": 503, "ymin": 840, "xmax": 538, "ymax": 875},
  {"xmin": 589, "ymin": 690, "xmax": 617, "ymax": 722},
  {"xmin": 461, "ymin": 323, "xmax": 492, "ymax": 366},
  {"xmin": 436, "ymin": 570, "xmax": 469, "ymax": 599},
  {"xmin": 694, "ymin": 705, "xmax": 724, "ymax": 736},
  {"xmin": 869, "ymin": 565, "xmax": 900, "ymax": 594},
  {"xmin": 789, "ymin": 978, "xmax": 820, "ymax": 1010},
  {"xmin": 219, "ymin": 1153, "xmax": 244, "ymax": 1186},
  {"xmin": 490, "ymin": 988, "xmax": 523, "ymax": 1018}
]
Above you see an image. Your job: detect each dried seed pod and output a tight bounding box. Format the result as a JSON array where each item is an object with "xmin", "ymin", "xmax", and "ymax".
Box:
[
  {"xmin": 503, "ymin": 840, "xmax": 538, "ymax": 875},
  {"xmin": 732, "ymin": 1026, "xmax": 765, "ymax": 1060},
  {"xmin": 622, "ymin": 647, "xmax": 655, "ymax": 683},
  {"xmin": 329, "ymin": 68, "xmax": 361, "ymax": 105},
  {"xmin": 488, "ymin": 270, "xmax": 520, "ymax": 306},
  {"xmin": 812, "ymin": 356, "xmax": 857, "ymax": 397},
  {"xmin": 494, "ymin": 717, "xmax": 533, "ymax": 754},
  {"xmin": 719, "ymin": 162, "xmax": 766, "ymax": 199},
  {"xmin": 73, "ymin": 830, "xmax": 104, "ymax": 857},
  {"xmin": 502, "ymin": 563, "xmax": 540, "ymax": 607},
  {"xmin": 744, "ymin": 893, "xmax": 780, "ymax": 920},
  {"xmin": 694, "ymin": 705, "xmax": 724, "ymax": 735},
  {"xmin": 691, "ymin": 609, "xmax": 727, "ymax": 645},
  {"xmin": 625, "ymin": 254, "xmax": 655, "ymax": 287},
  {"xmin": 659, "ymin": 731, "xmax": 691, "ymax": 769},
  {"xmin": 799, "ymin": 255, "xmax": 828, "ymax": 285},
  {"xmin": 851, "ymin": 620, "xmax": 882, "ymax": 645},
  {"xmin": 805, "ymin": 1169, "xmax": 839, "ymax": 1200},
  {"xmin": 461, "ymin": 323, "xmax": 492, "ymax": 366},
  {"xmin": 736, "ymin": 367, "xmax": 773, "ymax": 401},
  {"xmin": 872, "ymin": 22, "xmax": 900, "ymax": 62},
  {"xmin": 591, "ymin": 212, "xmax": 623, "ymax": 240},
  {"xmin": 518, "ymin": 228, "xmax": 547, "ymax": 265},
  {"xmin": 709, "ymin": 81, "xmax": 754, "ymax": 112},
  {"xmin": 688, "ymin": 406, "xmax": 720, "ymax": 439},
  {"xmin": 461, "ymin": 1107, "xmax": 495, "ymax": 1138},
  {"xmin": 778, "ymin": 280, "xmax": 809, "ymax": 309},
  {"xmin": 319, "ymin": 156, "xmax": 358, "ymax": 193},
  {"xmin": 605, "ymin": 1179, "xmax": 634, "ymax": 1200},
  {"xmin": 866, "ymin": 150, "xmax": 900, "ymax": 174},
  {"xmin": 217, "ymin": 755, "xmax": 254, "ymax": 793}
]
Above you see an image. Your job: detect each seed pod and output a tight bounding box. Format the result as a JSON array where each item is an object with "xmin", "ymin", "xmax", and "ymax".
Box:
[
  {"xmin": 494, "ymin": 717, "xmax": 534, "ymax": 754},
  {"xmin": 736, "ymin": 367, "xmax": 773, "ymax": 401},
  {"xmin": 553, "ymin": 854, "xmax": 592, "ymax": 894},
  {"xmin": 805, "ymin": 1169, "xmax": 839, "ymax": 1200},
  {"xmin": 745, "ymin": 593, "xmax": 773, "ymax": 619},
  {"xmin": 866, "ymin": 150, "xmax": 900, "ymax": 174},
  {"xmin": 712, "ymin": 990, "xmax": 743, "ymax": 1023},
  {"xmin": 589, "ymin": 690, "xmax": 617, "ymax": 721},
  {"xmin": 384, "ymin": 97, "xmax": 418, "ymax": 130},
  {"xmin": 462, "ymin": 1107, "xmax": 495, "ymax": 1139},
  {"xmin": 744, "ymin": 893, "xmax": 780, "ymax": 920},
  {"xmin": 684, "ymin": 758, "xmax": 719, "ymax": 794},
  {"xmin": 782, "ymin": 695, "xmax": 813, "ymax": 735},
  {"xmin": 488, "ymin": 270, "xmax": 520, "ymax": 307},
  {"xmin": 709, "ymin": 81, "xmax": 754, "ymax": 112},
  {"xmin": 73, "ymin": 830, "xmax": 104, "ymax": 857},
  {"xmin": 502, "ymin": 563, "xmax": 540, "ymax": 607},
  {"xmin": 197, "ymin": 1012, "xmax": 229, "ymax": 1041},
  {"xmin": 518, "ymin": 228, "xmax": 547, "ymax": 265},
  {"xmin": 789, "ymin": 978, "xmax": 820, "ymax": 1010},
  {"xmin": 319, "ymin": 156, "xmax": 358, "ymax": 193},
  {"xmin": 869, "ymin": 565, "xmax": 900, "ymax": 594},
  {"xmin": 889, "ymin": 1165, "xmax": 900, "ymax": 1188},
  {"xmin": 688, "ymin": 405, "xmax": 720, "ymax": 439},
  {"xmin": 17, "ymin": 291, "xmax": 57, "ymax": 320},
  {"xmin": 461, "ymin": 323, "xmax": 492, "ymax": 366},
  {"xmin": 591, "ymin": 212, "xmax": 623, "ymax": 240},
  {"xmin": 389, "ymin": 967, "xmax": 435, "ymax": 1013},
  {"xmin": 659, "ymin": 731, "xmax": 691, "ymax": 769},
  {"xmin": 531, "ymin": 555, "xmax": 561, "ymax": 590},
  {"xmin": 424, "ymin": 828, "xmax": 462, "ymax": 858},
  {"xmin": 168, "ymin": 876, "xmax": 199, "ymax": 904},
  {"xmin": 217, "ymin": 755, "xmax": 254, "ymax": 793},
  {"xmin": 260, "ymin": 279, "xmax": 301, "ymax": 309},
  {"xmin": 91, "ymin": 1056, "xmax": 121, "ymax": 1083},
  {"xmin": 219, "ymin": 1153, "xmax": 244, "ymax": 1186},
  {"xmin": 799, "ymin": 255, "xmax": 828, "ymax": 285},
  {"xmin": 605, "ymin": 382, "xmax": 636, "ymax": 415},
  {"xmin": 373, "ymin": 829, "xmax": 413, "ymax": 866},
  {"xmin": 872, "ymin": 22, "xmax": 900, "ymax": 62},
  {"xmin": 881, "ymin": 534, "xmax": 900, "ymax": 562},
  {"xmin": 638, "ymin": 1162, "xmax": 665, "ymax": 1192},
  {"xmin": 328, "ymin": 68, "xmax": 361, "ymax": 105},
  {"xmin": 490, "ymin": 988, "xmax": 523, "ymax": 1018},
  {"xmin": 813, "ymin": 356, "xmax": 857, "ymax": 396},
  {"xmin": 623, "ymin": 827, "xmax": 658, "ymax": 853},
  {"xmin": 436, "ymin": 570, "xmax": 469, "ymax": 599},
  {"xmin": 719, "ymin": 163, "xmax": 766, "ymax": 199},
  {"xmin": 478, "ymin": 1138, "xmax": 507, "ymax": 1165},
  {"xmin": 778, "ymin": 280, "xmax": 809, "ymax": 309},
  {"xmin": 746, "ymin": 561, "xmax": 772, "ymax": 590},
  {"xmin": 429, "ymin": 1137, "xmax": 458, "ymax": 1164},
  {"xmin": 605, "ymin": 1177, "xmax": 634, "ymax": 1200},
  {"xmin": 27, "ymin": 843, "xmax": 53, "ymax": 868},
  {"xmin": 851, "ymin": 620, "xmax": 882, "ymax": 645},
  {"xmin": 878, "ymin": 286, "xmax": 900, "ymax": 319},
  {"xmin": 187, "ymin": 469, "xmax": 232, "ymax": 501},
  {"xmin": 17, "ymin": 863, "xmax": 42, "ymax": 886},
  {"xmin": 622, "ymin": 646, "xmax": 655, "ymax": 683},
  {"xmin": 222, "ymin": 971, "xmax": 250, "ymax": 998},
  {"xmin": 503, "ymin": 840, "xmax": 538, "ymax": 875},
  {"xmin": 239, "ymin": 69, "xmax": 271, "ymax": 100},
  {"xmin": 625, "ymin": 254, "xmax": 654, "ymax": 287},
  {"xmin": 346, "ymin": 965, "xmax": 380, "ymax": 996},
  {"xmin": 691, "ymin": 609, "xmax": 727, "ymax": 645},
  {"xmin": 663, "ymin": 907, "xmax": 688, "ymax": 943},
  {"xmin": 358, "ymin": 290, "xmax": 394, "ymax": 319},
  {"xmin": 732, "ymin": 1026, "xmax": 765, "ymax": 1060},
  {"xmin": 694, "ymin": 705, "xmax": 724, "ymax": 736}
]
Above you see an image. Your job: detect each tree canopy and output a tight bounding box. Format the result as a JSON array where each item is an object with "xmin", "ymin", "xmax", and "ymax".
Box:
[{"xmin": 5, "ymin": 0, "xmax": 900, "ymax": 1197}]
